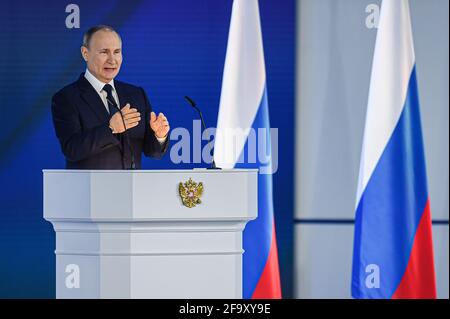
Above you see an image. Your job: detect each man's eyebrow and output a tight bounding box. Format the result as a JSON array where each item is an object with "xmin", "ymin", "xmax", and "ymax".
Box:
[{"xmin": 98, "ymin": 48, "xmax": 121, "ymax": 51}]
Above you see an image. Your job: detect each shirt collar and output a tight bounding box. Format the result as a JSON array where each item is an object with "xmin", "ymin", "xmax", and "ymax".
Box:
[{"xmin": 84, "ymin": 68, "xmax": 115, "ymax": 94}]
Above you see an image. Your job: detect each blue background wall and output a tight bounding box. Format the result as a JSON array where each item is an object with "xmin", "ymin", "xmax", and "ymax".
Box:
[{"xmin": 0, "ymin": 0, "xmax": 295, "ymax": 298}]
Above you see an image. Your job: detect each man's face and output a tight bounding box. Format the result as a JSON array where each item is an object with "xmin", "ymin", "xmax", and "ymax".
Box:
[{"xmin": 81, "ymin": 30, "xmax": 122, "ymax": 83}]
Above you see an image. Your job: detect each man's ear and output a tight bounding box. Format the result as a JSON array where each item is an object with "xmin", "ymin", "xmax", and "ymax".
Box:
[{"xmin": 80, "ymin": 46, "xmax": 88, "ymax": 62}]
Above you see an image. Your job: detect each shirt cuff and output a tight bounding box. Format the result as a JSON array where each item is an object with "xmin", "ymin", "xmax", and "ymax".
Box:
[{"xmin": 156, "ymin": 135, "xmax": 168, "ymax": 145}]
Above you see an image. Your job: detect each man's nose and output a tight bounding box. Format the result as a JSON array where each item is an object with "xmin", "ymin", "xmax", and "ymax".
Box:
[{"xmin": 106, "ymin": 52, "xmax": 115, "ymax": 63}]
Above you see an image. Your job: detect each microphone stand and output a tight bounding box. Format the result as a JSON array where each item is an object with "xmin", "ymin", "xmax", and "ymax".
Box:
[{"xmin": 184, "ymin": 96, "xmax": 221, "ymax": 170}]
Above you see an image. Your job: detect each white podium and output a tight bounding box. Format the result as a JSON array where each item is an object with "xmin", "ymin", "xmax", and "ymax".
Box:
[{"xmin": 43, "ymin": 169, "xmax": 257, "ymax": 299}]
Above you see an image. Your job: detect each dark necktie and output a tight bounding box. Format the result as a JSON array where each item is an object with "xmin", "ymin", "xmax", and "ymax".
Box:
[
  {"xmin": 103, "ymin": 83, "xmax": 134, "ymax": 168},
  {"xmin": 102, "ymin": 84, "xmax": 119, "ymax": 117}
]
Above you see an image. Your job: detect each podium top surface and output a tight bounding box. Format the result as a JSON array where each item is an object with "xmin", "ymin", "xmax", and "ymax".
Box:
[
  {"xmin": 43, "ymin": 168, "xmax": 258, "ymax": 221},
  {"xmin": 43, "ymin": 169, "xmax": 258, "ymax": 174}
]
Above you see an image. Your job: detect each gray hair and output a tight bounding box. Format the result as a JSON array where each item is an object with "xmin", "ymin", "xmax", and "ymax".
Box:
[{"xmin": 82, "ymin": 25, "xmax": 122, "ymax": 48}]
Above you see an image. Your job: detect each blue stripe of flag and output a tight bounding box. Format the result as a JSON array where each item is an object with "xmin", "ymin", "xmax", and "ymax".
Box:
[
  {"xmin": 234, "ymin": 86, "xmax": 274, "ymax": 298},
  {"xmin": 352, "ymin": 66, "xmax": 429, "ymax": 298}
]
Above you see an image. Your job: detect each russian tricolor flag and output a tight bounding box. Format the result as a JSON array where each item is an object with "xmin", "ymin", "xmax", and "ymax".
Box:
[
  {"xmin": 352, "ymin": 0, "xmax": 437, "ymax": 299},
  {"xmin": 214, "ymin": 0, "xmax": 282, "ymax": 299}
]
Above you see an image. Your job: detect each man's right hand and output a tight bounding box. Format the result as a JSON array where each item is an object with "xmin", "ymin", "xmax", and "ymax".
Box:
[{"xmin": 109, "ymin": 104, "xmax": 141, "ymax": 134}]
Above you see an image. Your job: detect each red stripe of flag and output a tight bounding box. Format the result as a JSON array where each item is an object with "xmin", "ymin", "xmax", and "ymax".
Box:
[
  {"xmin": 393, "ymin": 199, "xmax": 437, "ymax": 299},
  {"xmin": 251, "ymin": 223, "xmax": 282, "ymax": 299}
]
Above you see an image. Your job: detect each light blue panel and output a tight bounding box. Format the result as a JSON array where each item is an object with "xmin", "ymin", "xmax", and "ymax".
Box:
[
  {"xmin": 432, "ymin": 225, "xmax": 449, "ymax": 299},
  {"xmin": 296, "ymin": 0, "xmax": 449, "ymax": 220},
  {"xmin": 295, "ymin": 224, "xmax": 354, "ymax": 299},
  {"xmin": 294, "ymin": 224, "xmax": 449, "ymax": 299}
]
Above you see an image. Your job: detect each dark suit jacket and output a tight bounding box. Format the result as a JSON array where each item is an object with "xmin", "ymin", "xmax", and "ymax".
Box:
[{"xmin": 51, "ymin": 73, "xmax": 168, "ymax": 169}]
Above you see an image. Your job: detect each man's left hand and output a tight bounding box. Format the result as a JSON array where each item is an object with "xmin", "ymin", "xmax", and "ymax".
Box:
[{"xmin": 150, "ymin": 112, "xmax": 170, "ymax": 139}]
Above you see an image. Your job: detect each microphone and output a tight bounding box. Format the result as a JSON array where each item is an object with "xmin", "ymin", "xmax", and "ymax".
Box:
[
  {"xmin": 107, "ymin": 98, "xmax": 136, "ymax": 169},
  {"xmin": 184, "ymin": 96, "xmax": 220, "ymax": 169}
]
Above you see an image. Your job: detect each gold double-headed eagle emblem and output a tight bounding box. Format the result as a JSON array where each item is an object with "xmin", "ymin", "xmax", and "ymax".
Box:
[{"xmin": 179, "ymin": 178, "xmax": 203, "ymax": 208}]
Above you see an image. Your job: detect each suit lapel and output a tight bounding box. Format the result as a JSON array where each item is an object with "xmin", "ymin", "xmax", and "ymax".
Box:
[
  {"xmin": 114, "ymin": 80, "xmax": 130, "ymax": 109},
  {"xmin": 77, "ymin": 73, "xmax": 110, "ymax": 122},
  {"xmin": 76, "ymin": 73, "xmax": 123, "ymax": 153}
]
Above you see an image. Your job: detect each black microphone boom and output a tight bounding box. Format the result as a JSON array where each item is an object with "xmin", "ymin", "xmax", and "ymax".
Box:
[
  {"xmin": 184, "ymin": 96, "xmax": 220, "ymax": 170},
  {"xmin": 184, "ymin": 95, "xmax": 197, "ymax": 108}
]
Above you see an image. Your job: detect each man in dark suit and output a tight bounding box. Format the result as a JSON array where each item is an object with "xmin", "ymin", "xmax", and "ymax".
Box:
[{"xmin": 51, "ymin": 25, "xmax": 169, "ymax": 169}]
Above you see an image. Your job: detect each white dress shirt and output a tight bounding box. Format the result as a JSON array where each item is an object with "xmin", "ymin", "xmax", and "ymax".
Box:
[
  {"xmin": 84, "ymin": 68, "xmax": 119, "ymax": 113},
  {"xmin": 84, "ymin": 69, "xmax": 167, "ymax": 144}
]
